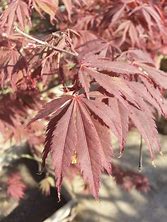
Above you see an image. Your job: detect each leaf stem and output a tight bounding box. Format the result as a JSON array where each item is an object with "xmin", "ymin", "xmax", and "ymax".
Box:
[{"xmin": 138, "ymin": 135, "xmax": 143, "ymax": 172}]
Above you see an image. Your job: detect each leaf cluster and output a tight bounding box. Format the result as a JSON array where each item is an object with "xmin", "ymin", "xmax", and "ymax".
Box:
[{"xmin": 0, "ymin": 0, "xmax": 167, "ymax": 197}]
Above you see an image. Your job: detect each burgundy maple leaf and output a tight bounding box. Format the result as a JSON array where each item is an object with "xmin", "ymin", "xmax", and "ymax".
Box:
[{"xmin": 31, "ymin": 94, "xmax": 115, "ymax": 198}]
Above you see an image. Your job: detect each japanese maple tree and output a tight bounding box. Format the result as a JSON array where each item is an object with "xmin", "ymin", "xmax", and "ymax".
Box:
[{"xmin": 0, "ymin": 0, "xmax": 167, "ymax": 198}]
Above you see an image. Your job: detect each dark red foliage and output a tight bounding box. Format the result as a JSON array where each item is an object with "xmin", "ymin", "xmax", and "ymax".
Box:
[
  {"xmin": 0, "ymin": 91, "xmax": 44, "ymax": 146},
  {"xmin": 0, "ymin": 0, "xmax": 167, "ymax": 198},
  {"xmin": 112, "ymin": 164, "xmax": 150, "ymax": 193}
]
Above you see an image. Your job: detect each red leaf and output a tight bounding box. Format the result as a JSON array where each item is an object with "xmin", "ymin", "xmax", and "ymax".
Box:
[
  {"xmin": 7, "ymin": 173, "xmax": 26, "ymax": 200},
  {"xmin": 62, "ymin": 0, "xmax": 72, "ymax": 20},
  {"xmin": 81, "ymin": 97, "xmax": 122, "ymax": 146},
  {"xmin": 139, "ymin": 76, "xmax": 167, "ymax": 116},
  {"xmin": 75, "ymin": 101, "xmax": 103, "ymax": 198},
  {"xmin": 111, "ymin": 4, "xmax": 126, "ymax": 24},
  {"xmin": 29, "ymin": 95, "xmax": 72, "ymax": 124},
  {"xmin": 80, "ymin": 66, "xmax": 140, "ymax": 108},
  {"xmin": 37, "ymin": 95, "xmax": 114, "ymax": 198},
  {"xmin": 127, "ymin": 98, "xmax": 160, "ymax": 159},
  {"xmin": 109, "ymin": 97, "xmax": 129, "ymax": 153},
  {"xmin": 32, "ymin": 0, "xmax": 58, "ymax": 18},
  {"xmin": 85, "ymin": 57, "xmax": 142, "ymax": 75},
  {"xmin": 49, "ymin": 101, "xmax": 77, "ymax": 197},
  {"xmin": 0, "ymin": 0, "xmax": 31, "ymax": 34},
  {"xmin": 92, "ymin": 118, "xmax": 113, "ymax": 164},
  {"xmin": 79, "ymin": 66, "xmax": 91, "ymax": 98},
  {"xmin": 135, "ymin": 62, "xmax": 167, "ymax": 89}
]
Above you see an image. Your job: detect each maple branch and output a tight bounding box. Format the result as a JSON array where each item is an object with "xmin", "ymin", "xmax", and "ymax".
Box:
[{"xmin": 14, "ymin": 27, "xmax": 78, "ymax": 57}]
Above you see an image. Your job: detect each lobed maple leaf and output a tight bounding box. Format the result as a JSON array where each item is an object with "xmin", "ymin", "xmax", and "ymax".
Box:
[
  {"xmin": 31, "ymin": 84, "xmax": 164, "ymax": 197},
  {"xmin": 31, "ymin": 95, "xmax": 115, "ymax": 198}
]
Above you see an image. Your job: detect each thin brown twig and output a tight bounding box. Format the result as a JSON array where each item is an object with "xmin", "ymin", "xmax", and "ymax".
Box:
[
  {"xmin": 14, "ymin": 26, "xmax": 78, "ymax": 57},
  {"xmin": 138, "ymin": 135, "xmax": 143, "ymax": 172}
]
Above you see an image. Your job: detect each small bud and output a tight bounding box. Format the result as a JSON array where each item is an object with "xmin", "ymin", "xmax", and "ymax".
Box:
[
  {"xmin": 152, "ymin": 160, "xmax": 156, "ymax": 168},
  {"xmin": 71, "ymin": 152, "xmax": 78, "ymax": 164},
  {"xmin": 159, "ymin": 151, "xmax": 163, "ymax": 156},
  {"xmin": 118, "ymin": 152, "xmax": 123, "ymax": 158}
]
